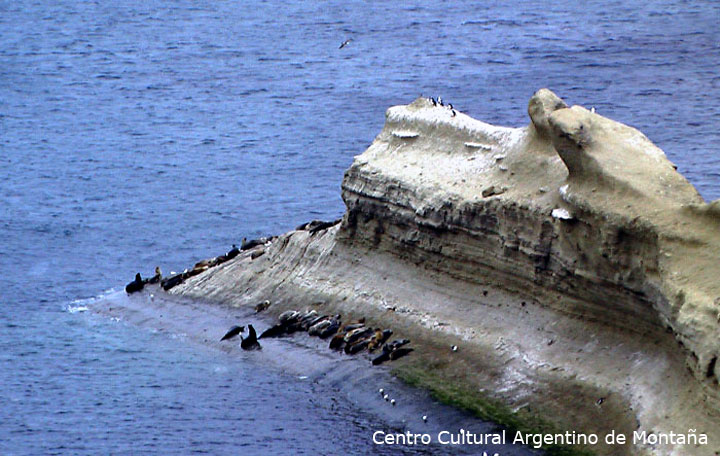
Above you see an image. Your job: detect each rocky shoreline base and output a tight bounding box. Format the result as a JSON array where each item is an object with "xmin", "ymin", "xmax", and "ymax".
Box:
[{"xmin": 93, "ymin": 287, "xmax": 540, "ymax": 456}]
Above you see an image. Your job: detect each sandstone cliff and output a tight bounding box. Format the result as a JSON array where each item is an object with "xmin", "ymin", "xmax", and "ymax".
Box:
[{"xmin": 172, "ymin": 90, "xmax": 720, "ymax": 455}]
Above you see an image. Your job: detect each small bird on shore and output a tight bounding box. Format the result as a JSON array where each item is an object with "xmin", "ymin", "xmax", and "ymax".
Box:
[
  {"xmin": 390, "ymin": 399, "xmax": 396, "ymax": 406},
  {"xmin": 451, "ymin": 345, "xmax": 458, "ymax": 352},
  {"xmin": 339, "ymin": 39, "xmax": 351, "ymax": 49},
  {"xmin": 422, "ymin": 415, "xmax": 428, "ymax": 423},
  {"xmin": 220, "ymin": 325, "xmax": 245, "ymax": 341}
]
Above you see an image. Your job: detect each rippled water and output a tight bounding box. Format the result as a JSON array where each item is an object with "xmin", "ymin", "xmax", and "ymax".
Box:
[{"xmin": 1, "ymin": 0, "xmax": 718, "ymax": 454}]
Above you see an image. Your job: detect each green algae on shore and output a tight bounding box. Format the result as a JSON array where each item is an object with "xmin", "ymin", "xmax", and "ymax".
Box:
[{"xmin": 393, "ymin": 361, "xmax": 595, "ymax": 456}]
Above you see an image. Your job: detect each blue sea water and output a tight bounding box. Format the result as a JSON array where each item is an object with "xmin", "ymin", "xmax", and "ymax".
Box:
[{"xmin": 1, "ymin": 0, "xmax": 718, "ymax": 454}]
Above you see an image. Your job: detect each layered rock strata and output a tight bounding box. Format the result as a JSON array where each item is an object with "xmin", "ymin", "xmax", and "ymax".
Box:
[{"xmin": 172, "ymin": 90, "xmax": 720, "ymax": 455}]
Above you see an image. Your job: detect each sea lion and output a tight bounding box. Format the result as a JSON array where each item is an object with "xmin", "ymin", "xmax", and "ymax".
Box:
[
  {"xmin": 295, "ymin": 220, "xmax": 325, "ymax": 231},
  {"xmin": 389, "ymin": 347, "xmax": 413, "ymax": 361},
  {"xmin": 308, "ymin": 319, "xmax": 332, "ymax": 336},
  {"xmin": 160, "ymin": 273, "xmax": 184, "ymax": 291},
  {"xmin": 226, "ymin": 244, "xmax": 240, "ymax": 260},
  {"xmin": 240, "ymin": 325, "xmax": 261, "ymax": 350},
  {"xmin": 284, "ymin": 309, "xmax": 317, "ymax": 333},
  {"xmin": 308, "ymin": 218, "xmax": 342, "ymax": 235},
  {"xmin": 383, "ymin": 339, "xmax": 410, "ymax": 353},
  {"xmin": 318, "ymin": 319, "xmax": 341, "ymax": 339},
  {"xmin": 125, "ymin": 273, "xmax": 144, "ymax": 294},
  {"xmin": 368, "ymin": 329, "xmax": 393, "ymax": 352},
  {"xmin": 345, "ymin": 337, "xmax": 373, "ymax": 355},
  {"xmin": 344, "ymin": 327, "xmax": 374, "ymax": 345},
  {"xmin": 241, "ymin": 237, "xmax": 267, "ymax": 251},
  {"xmin": 308, "ymin": 315, "xmax": 339, "ymax": 336},
  {"xmin": 372, "ymin": 339, "xmax": 412, "ymax": 365},
  {"xmin": 250, "ymin": 248, "xmax": 265, "ymax": 260},
  {"xmin": 278, "ymin": 310, "xmax": 300, "ymax": 324},
  {"xmin": 259, "ymin": 323, "xmax": 286, "ymax": 339},
  {"xmin": 329, "ymin": 322, "xmax": 365, "ymax": 350},
  {"xmin": 220, "ymin": 325, "xmax": 244, "ymax": 341},
  {"xmin": 372, "ymin": 351, "xmax": 391, "ymax": 365},
  {"xmin": 254, "ymin": 300, "xmax": 271, "ymax": 313},
  {"xmin": 298, "ymin": 310, "xmax": 322, "ymax": 331}
]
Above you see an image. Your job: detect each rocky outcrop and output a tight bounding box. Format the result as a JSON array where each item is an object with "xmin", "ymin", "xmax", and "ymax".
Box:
[{"xmin": 172, "ymin": 90, "xmax": 720, "ymax": 455}]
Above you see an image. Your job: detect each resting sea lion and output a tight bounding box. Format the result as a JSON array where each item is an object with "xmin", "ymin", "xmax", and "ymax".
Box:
[
  {"xmin": 318, "ymin": 319, "xmax": 341, "ymax": 339},
  {"xmin": 308, "ymin": 218, "xmax": 342, "ymax": 234},
  {"xmin": 368, "ymin": 329, "xmax": 393, "ymax": 352},
  {"xmin": 259, "ymin": 323, "xmax": 286, "ymax": 339},
  {"xmin": 161, "ymin": 273, "xmax": 184, "ymax": 291},
  {"xmin": 344, "ymin": 327, "xmax": 374, "ymax": 345},
  {"xmin": 220, "ymin": 325, "xmax": 244, "ymax": 341},
  {"xmin": 241, "ymin": 237, "xmax": 267, "ymax": 251},
  {"xmin": 389, "ymin": 347, "xmax": 413, "ymax": 361},
  {"xmin": 345, "ymin": 337, "xmax": 373, "ymax": 355}
]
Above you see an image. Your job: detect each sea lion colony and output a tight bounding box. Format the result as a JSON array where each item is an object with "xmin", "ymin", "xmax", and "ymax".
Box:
[
  {"xmin": 219, "ymin": 307, "xmax": 414, "ymax": 363},
  {"xmin": 123, "ymin": 218, "xmax": 411, "ymax": 363},
  {"xmin": 123, "ymin": 218, "xmax": 343, "ymax": 294}
]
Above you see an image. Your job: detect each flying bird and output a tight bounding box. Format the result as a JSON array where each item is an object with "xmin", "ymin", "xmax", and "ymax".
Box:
[{"xmin": 339, "ymin": 39, "xmax": 352, "ymax": 49}]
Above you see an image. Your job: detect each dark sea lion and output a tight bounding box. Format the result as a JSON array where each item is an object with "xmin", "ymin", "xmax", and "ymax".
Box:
[
  {"xmin": 345, "ymin": 337, "xmax": 373, "ymax": 355},
  {"xmin": 284, "ymin": 310, "xmax": 315, "ymax": 333},
  {"xmin": 389, "ymin": 347, "xmax": 413, "ymax": 361},
  {"xmin": 125, "ymin": 273, "xmax": 144, "ymax": 294},
  {"xmin": 329, "ymin": 322, "xmax": 364, "ymax": 349},
  {"xmin": 226, "ymin": 244, "xmax": 240, "ymax": 260},
  {"xmin": 161, "ymin": 273, "xmax": 184, "ymax": 291},
  {"xmin": 306, "ymin": 314, "xmax": 330, "ymax": 328},
  {"xmin": 318, "ymin": 320, "xmax": 341, "ymax": 339},
  {"xmin": 241, "ymin": 237, "xmax": 267, "ymax": 251},
  {"xmin": 329, "ymin": 332, "xmax": 346, "ymax": 350},
  {"xmin": 308, "ymin": 319, "xmax": 332, "ymax": 336},
  {"xmin": 372, "ymin": 351, "xmax": 390, "ymax": 365},
  {"xmin": 259, "ymin": 323, "xmax": 286, "ymax": 339},
  {"xmin": 240, "ymin": 324, "xmax": 261, "ymax": 350},
  {"xmin": 372, "ymin": 339, "xmax": 412, "ymax": 365},
  {"xmin": 308, "ymin": 218, "xmax": 342, "ymax": 235},
  {"xmin": 344, "ymin": 327, "xmax": 373, "ymax": 345},
  {"xmin": 278, "ymin": 310, "xmax": 300, "ymax": 324},
  {"xmin": 383, "ymin": 339, "xmax": 410, "ymax": 354},
  {"xmin": 295, "ymin": 220, "xmax": 325, "ymax": 231},
  {"xmin": 220, "ymin": 325, "xmax": 244, "ymax": 341},
  {"xmin": 298, "ymin": 310, "xmax": 321, "ymax": 330}
]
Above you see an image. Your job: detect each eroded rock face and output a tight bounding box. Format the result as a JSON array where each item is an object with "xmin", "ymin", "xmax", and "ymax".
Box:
[
  {"xmin": 175, "ymin": 90, "xmax": 720, "ymax": 455},
  {"xmin": 340, "ymin": 89, "xmax": 720, "ymax": 400}
]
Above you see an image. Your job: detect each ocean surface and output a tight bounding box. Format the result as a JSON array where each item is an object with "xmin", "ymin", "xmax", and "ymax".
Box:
[{"xmin": 1, "ymin": 0, "xmax": 718, "ymax": 454}]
